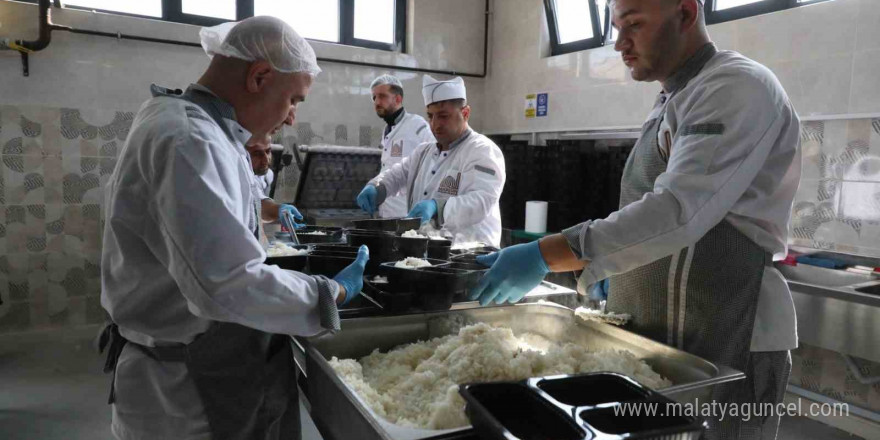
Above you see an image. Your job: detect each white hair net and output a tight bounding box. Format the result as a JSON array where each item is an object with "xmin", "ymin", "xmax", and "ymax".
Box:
[
  {"xmin": 370, "ymin": 74, "xmax": 403, "ymax": 90},
  {"xmin": 199, "ymin": 16, "xmax": 321, "ymax": 76}
]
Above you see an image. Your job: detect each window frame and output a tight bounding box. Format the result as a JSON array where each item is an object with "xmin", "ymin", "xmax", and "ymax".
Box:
[
  {"xmin": 27, "ymin": 0, "xmax": 406, "ymax": 52},
  {"xmin": 342, "ymin": 0, "xmax": 407, "ymax": 52},
  {"xmin": 544, "ymin": 0, "xmax": 604, "ymax": 57},
  {"xmin": 704, "ymin": 0, "xmax": 834, "ymax": 25}
]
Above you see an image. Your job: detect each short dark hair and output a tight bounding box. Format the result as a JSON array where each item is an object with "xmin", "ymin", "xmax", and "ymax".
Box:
[{"xmin": 388, "ymin": 84, "xmax": 404, "ymax": 97}]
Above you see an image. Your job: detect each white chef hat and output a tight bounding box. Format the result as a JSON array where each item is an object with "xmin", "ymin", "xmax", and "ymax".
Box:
[
  {"xmin": 199, "ymin": 16, "xmax": 321, "ymax": 76},
  {"xmin": 422, "ymin": 75, "xmax": 467, "ymax": 106}
]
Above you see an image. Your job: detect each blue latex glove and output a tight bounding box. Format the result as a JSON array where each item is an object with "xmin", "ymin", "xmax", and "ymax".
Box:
[
  {"xmin": 407, "ymin": 200, "xmax": 437, "ymax": 225},
  {"xmin": 356, "ymin": 185, "xmax": 378, "ymax": 215},
  {"xmin": 590, "ymin": 278, "xmax": 609, "ymax": 302},
  {"xmin": 469, "ymin": 241, "xmax": 550, "ymax": 306},
  {"xmin": 333, "ymin": 245, "xmax": 370, "ymax": 306},
  {"xmin": 279, "ymin": 204, "xmax": 306, "ymax": 230}
]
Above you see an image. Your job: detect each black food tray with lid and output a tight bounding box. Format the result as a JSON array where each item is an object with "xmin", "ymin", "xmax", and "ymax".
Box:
[
  {"xmin": 294, "ymin": 226, "xmax": 345, "ymax": 244},
  {"xmin": 377, "ymin": 259, "xmax": 484, "ymax": 311},
  {"xmin": 351, "ymin": 217, "xmax": 421, "ymax": 234},
  {"xmin": 460, "ymin": 372, "xmax": 705, "ymax": 440},
  {"xmin": 264, "ymin": 244, "xmax": 310, "ymax": 272}
]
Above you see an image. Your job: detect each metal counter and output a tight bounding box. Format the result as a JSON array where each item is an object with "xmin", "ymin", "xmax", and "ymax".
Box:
[
  {"xmin": 293, "ymin": 302, "xmax": 743, "ymax": 440},
  {"xmin": 775, "ymin": 263, "xmax": 880, "ymax": 363}
]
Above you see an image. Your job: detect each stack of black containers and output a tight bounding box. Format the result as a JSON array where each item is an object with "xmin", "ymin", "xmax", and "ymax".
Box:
[{"xmin": 490, "ymin": 136, "xmax": 635, "ymax": 233}]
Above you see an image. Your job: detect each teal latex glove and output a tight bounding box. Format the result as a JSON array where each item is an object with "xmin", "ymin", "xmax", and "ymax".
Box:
[
  {"xmin": 333, "ymin": 245, "xmax": 370, "ymax": 306},
  {"xmin": 279, "ymin": 204, "xmax": 306, "ymax": 230},
  {"xmin": 407, "ymin": 200, "xmax": 437, "ymax": 225},
  {"xmin": 470, "ymin": 241, "xmax": 550, "ymax": 306},
  {"xmin": 356, "ymin": 185, "xmax": 378, "ymax": 215}
]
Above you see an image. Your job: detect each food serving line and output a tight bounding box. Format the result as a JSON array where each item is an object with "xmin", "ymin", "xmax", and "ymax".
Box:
[{"xmin": 271, "ymin": 146, "xmax": 745, "ymax": 440}]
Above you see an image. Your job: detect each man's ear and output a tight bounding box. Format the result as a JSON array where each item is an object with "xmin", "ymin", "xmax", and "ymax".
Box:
[
  {"xmin": 246, "ymin": 60, "xmax": 275, "ymax": 93},
  {"xmin": 461, "ymin": 105, "xmax": 471, "ymax": 122},
  {"xmin": 679, "ymin": 0, "xmax": 700, "ymax": 32},
  {"xmin": 395, "ymin": 94, "xmax": 404, "ymax": 106}
]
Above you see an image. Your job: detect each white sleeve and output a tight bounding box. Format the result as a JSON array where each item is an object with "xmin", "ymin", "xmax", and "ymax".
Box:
[
  {"xmin": 437, "ymin": 144, "xmax": 506, "ymax": 229},
  {"xmin": 371, "ymin": 143, "xmax": 424, "ymax": 202},
  {"xmin": 563, "ymin": 72, "xmax": 793, "ymax": 285},
  {"xmin": 149, "ymin": 126, "xmax": 339, "ymax": 336}
]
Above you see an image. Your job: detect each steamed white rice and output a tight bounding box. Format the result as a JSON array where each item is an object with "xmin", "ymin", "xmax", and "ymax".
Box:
[
  {"xmin": 401, "ymin": 230, "xmax": 427, "ymax": 238},
  {"xmin": 266, "ymin": 242, "xmax": 309, "ymax": 257},
  {"xmin": 329, "ymin": 323, "xmax": 671, "ymax": 430},
  {"xmin": 394, "ymin": 257, "xmax": 432, "ymax": 269}
]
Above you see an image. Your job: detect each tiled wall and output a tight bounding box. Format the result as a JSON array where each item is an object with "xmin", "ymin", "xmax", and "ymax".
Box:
[
  {"xmin": 790, "ymin": 343, "xmax": 880, "ymax": 413},
  {"xmin": 0, "ymin": 105, "xmax": 393, "ymax": 333},
  {"xmin": 0, "ymin": 105, "xmax": 120, "ymax": 333},
  {"xmin": 791, "ymin": 118, "xmax": 880, "ymax": 256}
]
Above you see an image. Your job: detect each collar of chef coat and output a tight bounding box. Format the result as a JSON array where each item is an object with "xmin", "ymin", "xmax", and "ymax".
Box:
[
  {"xmin": 385, "ymin": 107, "xmax": 406, "ymax": 127},
  {"xmin": 436, "ymin": 127, "xmax": 473, "ymax": 153},
  {"xmin": 661, "ymin": 43, "xmax": 718, "ymax": 96},
  {"xmin": 186, "ymin": 83, "xmax": 253, "ymax": 147}
]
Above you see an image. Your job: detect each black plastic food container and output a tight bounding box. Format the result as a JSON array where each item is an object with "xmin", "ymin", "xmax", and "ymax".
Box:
[
  {"xmin": 460, "ymin": 373, "xmax": 706, "ymax": 440},
  {"xmin": 264, "ymin": 244, "xmax": 310, "ymax": 272}
]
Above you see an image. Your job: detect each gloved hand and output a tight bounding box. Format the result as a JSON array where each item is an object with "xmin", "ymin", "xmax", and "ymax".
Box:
[
  {"xmin": 469, "ymin": 241, "xmax": 550, "ymax": 306},
  {"xmin": 590, "ymin": 278, "xmax": 610, "ymax": 302},
  {"xmin": 357, "ymin": 185, "xmax": 378, "ymax": 215},
  {"xmin": 333, "ymin": 245, "xmax": 370, "ymax": 306},
  {"xmin": 408, "ymin": 200, "xmax": 438, "ymax": 225},
  {"xmin": 279, "ymin": 204, "xmax": 306, "ymax": 230}
]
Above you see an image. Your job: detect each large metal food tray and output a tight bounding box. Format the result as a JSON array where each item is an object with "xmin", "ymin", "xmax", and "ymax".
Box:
[{"xmin": 296, "ymin": 303, "xmax": 744, "ymax": 440}]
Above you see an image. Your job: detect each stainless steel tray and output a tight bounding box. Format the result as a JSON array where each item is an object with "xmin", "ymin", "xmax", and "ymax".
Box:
[{"xmin": 296, "ymin": 303, "xmax": 744, "ymax": 440}]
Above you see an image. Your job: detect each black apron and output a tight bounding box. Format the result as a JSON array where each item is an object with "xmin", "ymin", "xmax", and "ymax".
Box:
[
  {"xmin": 99, "ymin": 84, "xmax": 301, "ymax": 440},
  {"xmin": 604, "ymin": 45, "xmax": 783, "ymax": 440}
]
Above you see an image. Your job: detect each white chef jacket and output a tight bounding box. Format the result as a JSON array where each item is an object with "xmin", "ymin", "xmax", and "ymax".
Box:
[
  {"xmin": 371, "ymin": 128, "xmax": 506, "ymax": 247},
  {"xmin": 563, "ymin": 50, "xmax": 801, "ymax": 352},
  {"xmin": 378, "ymin": 110, "xmax": 435, "ymax": 218},
  {"xmin": 101, "ymin": 84, "xmax": 339, "ymax": 440},
  {"xmin": 256, "ymin": 168, "xmax": 274, "ymax": 198}
]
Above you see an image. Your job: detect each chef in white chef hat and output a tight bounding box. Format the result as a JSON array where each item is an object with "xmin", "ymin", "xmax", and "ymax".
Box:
[{"xmin": 357, "ymin": 74, "xmax": 507, "ymax": 247}]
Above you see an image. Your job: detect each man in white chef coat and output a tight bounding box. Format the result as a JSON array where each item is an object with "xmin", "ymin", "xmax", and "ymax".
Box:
[
  {"xmin": 247, "ymin": 133, "xmax": 305, "ymax": 229},
  {"xmin": 356, "ymin": 75, "xmax": 506, "ymax": 246},
  {"xmin": 369, "ymin": 74, "xmax": 435, "ymax": 218},
  {"xmin": 471, "ymin": 1, "xmax": 801, "ymax": 439},
  {"xmin": 246, "ymin": 134, "xmax": 276, "ymax": 198},
  {"xmin": 99, "ymin": 17, "xmax": 369, "ymax": 440}
]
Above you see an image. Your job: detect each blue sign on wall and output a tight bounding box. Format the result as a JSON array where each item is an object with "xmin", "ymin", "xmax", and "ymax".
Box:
[{"xmin": 536, "ymin": 93, "xmax": 548, "ymax": 117}]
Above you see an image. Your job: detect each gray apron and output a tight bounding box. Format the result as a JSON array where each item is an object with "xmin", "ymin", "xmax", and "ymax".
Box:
[
  {"xmin": 99, "ymin": 84, "xmax": 301, "ymax": 440},
  {"xmin": 606, "ymin": 45, "xmax": 787, "ymax": 440}
]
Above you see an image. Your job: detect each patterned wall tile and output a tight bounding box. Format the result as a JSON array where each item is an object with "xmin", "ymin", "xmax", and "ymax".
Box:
[
  {"xmin": 792, "ymin": 118, "xmax": 880, "ymax": 257},
  {"xmin": 47, "ymin": 281, "xmax": 71, "ymax": 325},
  {"xmin": 3, "ymin": 154, "xmax": 44, "ymax": 205},
  {"xmin": 0, "ymin": 205, "xmax": 5, "ymax": 253},
  {"xmin": 0, "ymin": 302, "xmax": 30, "ymax": 332},
  {"xmin": 790, "ymin": 344, "xmax": 880, "ymax": 412},
  {"xmin": 28, "ymin": 252, "xmax": 48, "ymax": 305},
  {"xmin": 85, "ymin": 295, "xmax": 106, "ymax": 324},
  {"xmin": 43, "ymin": 156, "xmax": 63, "ymax": 204},
  {"xmin": 6, "ymin": 252, "xmax": 30, "ymax": 302}
]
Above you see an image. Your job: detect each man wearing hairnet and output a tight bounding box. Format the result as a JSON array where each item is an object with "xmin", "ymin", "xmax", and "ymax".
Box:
[
  {"xmin": 357, "ymin": 75, "xmax": 506, "ymax": 246},
  {"xmin": 100, "ymin": 16, "xmax": 369, "ymax": 440},
  {"xmin": 369, "ymin": 74, "xmax": 435, "ymax": 218}
]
